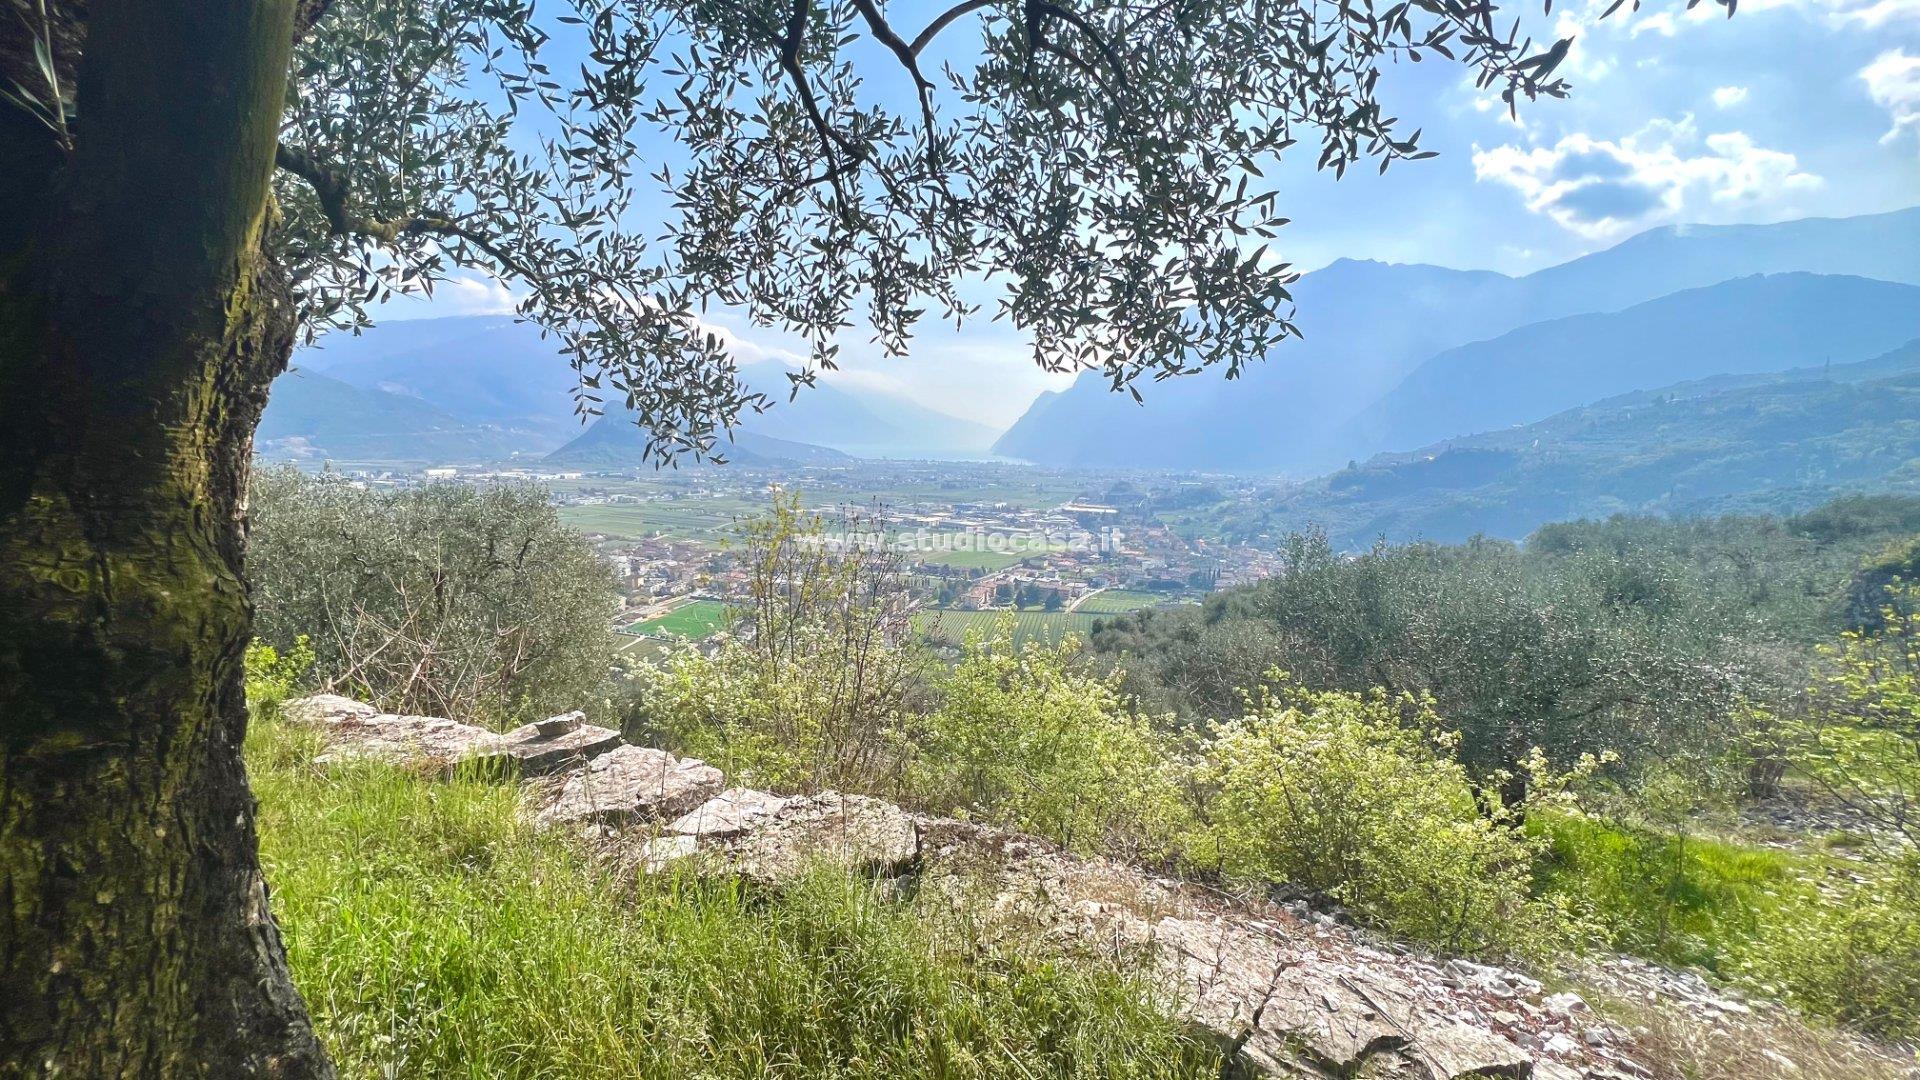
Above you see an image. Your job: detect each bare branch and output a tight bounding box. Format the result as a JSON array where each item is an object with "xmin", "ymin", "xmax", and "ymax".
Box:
[{"xmin": 909, "ymin": 0, "xmax": 997, "ymax": 56}]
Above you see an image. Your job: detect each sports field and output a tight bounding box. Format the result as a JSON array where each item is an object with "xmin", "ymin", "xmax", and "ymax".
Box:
[
  {"xmin": 912, "ymin": 609, "xmax": 1103, "ymax": 648},
  {"xmin": 625, "ymin": 599, "xmax": 733, "ymax": 638}
]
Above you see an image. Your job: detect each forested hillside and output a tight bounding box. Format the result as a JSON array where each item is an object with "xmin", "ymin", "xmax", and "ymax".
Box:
[
  {"xmin": 1340, "ymin": 274, "xmax": 1920, "ymax": 458},
  {"xmin": 1213, "ymin": 340, "xmax": 1920, "ymax": 547}
]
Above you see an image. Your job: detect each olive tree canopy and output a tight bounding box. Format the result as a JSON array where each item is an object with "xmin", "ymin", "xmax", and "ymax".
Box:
[{"xmin": 266, "ymin": 0, "xmax": 1602, "ymax": 458}]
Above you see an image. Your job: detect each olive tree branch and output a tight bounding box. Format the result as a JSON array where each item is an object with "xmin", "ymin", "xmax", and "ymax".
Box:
[
  {"xmin": 274, "ymin": 140, "xmax": 536, "ymax": 282},
  {"xmin": 909, "ymin": 0, "xmax": 996, "ymax": 55}
]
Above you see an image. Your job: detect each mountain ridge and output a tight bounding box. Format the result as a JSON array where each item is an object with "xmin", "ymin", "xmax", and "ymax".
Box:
[
  {"xmin": 282, "ymin": 316, "xmax": 995, "ymax": 462},
  {"xmin": 992, "ymin": 206, "xmax": 1920, "ymax": 473},
  {"xmin": 1243, "ymin": 337, "xmax": 1920, "ymax": 547}
]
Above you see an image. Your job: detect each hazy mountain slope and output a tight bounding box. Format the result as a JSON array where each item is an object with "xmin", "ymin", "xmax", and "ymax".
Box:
[
  {"xmin": 258, "ymin": 368, "xmax": 528, "ymax": 464},
  {"xmin": 1513, "ymin": 207, "xmax": 1920, "ymax": 314},
  {"xmin": 1257, "ymin": 339, "xmax": 1920, "ymax": 547},
  {"xmin": 544, "ymin": 414, "xmax": 855, "ymax": 468},
  {"xmin": 994, "ymin": 260, "xmax": 1521, "ymax": 470},
  {"xmin": 993, "ymin": 207, "xmax": 1920, "ymax": 473},
  {"xmin": 296, "ymin": 317, "xmax": 587, "ymax": 449},
  {"xmin": 296, "ymin": 316, "xmax": 994, "ymax": 459},
  {"xmin": 1344, "ymin": 274, "xmax": 1920, "ymax": 456}
]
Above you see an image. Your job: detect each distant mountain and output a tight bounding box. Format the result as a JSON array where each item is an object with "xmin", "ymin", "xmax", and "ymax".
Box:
[
  {"xmin": 731, "ymin": 367, "xmax": 999, "ymax": 459},
  {"xmin": 1340, "ymin": 273, "xmax": 1920, "ymax": 458},
  {"xmin": 1251, "ymin": 338, "xmax": 1920, "ymax": 548},
  {"xmin": 292, "ymin": 315, "xmax": 996, "ymax": 460},
  {"xmin": 992, "ymin": 206, "xmax": 1920, "ymax": 473},
  {"xmin": 545, "ymin": 415, "xmax": 855, "ymax": 469},
  {"xmin": 295, "ymin": 317, "xmax": 586, "ymax": 450},
  {"xmin": 257, "ymin": 368, "xmax": 529, "ymax": 464},
  {"xmin": 993, "ymin": 259, "xmax": 1523, "ymax": 471}
]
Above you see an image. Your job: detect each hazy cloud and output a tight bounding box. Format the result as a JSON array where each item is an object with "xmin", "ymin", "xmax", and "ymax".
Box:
[
  {"xmin": 1474, "ymin": 116, "xmax": 1823, "ymax": 237},
  {"xmin": 1712, "ymin": 85, "xmax": 1750, "ymax": 108},
  {"xmin": 1861, "ymin": 49, "xmax": 1920, "ymax": 151},
  {"xmin": 437, "ymin": 273, "xmax": 518, "ymax": 316}
]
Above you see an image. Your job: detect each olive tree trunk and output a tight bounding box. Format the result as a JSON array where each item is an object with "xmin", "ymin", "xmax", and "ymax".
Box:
[{"xmin": 0, "ymin": 0, "xmax": 332, "ymax": 1074}]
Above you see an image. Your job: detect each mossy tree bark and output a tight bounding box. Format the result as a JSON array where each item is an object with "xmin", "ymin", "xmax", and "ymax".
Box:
[{"xmin": 0, "ymin": 0, "xmax": 332, "ymax": 1074}]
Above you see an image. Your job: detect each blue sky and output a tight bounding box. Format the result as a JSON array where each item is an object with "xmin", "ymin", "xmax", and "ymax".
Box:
[{"xmin": 379, "ymin": 0, "xmax": 1920, "ymax": 428}]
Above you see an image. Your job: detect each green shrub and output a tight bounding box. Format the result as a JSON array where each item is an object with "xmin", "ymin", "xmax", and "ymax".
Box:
[
  {"xmin": 1736, "ymin": 854, "xmax": 1920, "ymax": 1042},
  {"xmin": 248, "ymin": 710, "xmax": 1222, "ymax": 1079},
  {"xmin": 1192, "ymin": 684, "xmax": 1589, "ymax": 958},
  {"xmin": 250, "ymin": 466, "xmax": 618, "ymax": 727},
  {"xmin": 625, "ymin": 495, "xmax": 929, "ymax": 792},
  {"xmin": 906, "ymin": 624, "xmax": 1192, "ymax": 859},
  {"xmin": 1760, "ymin": 587, "xmax": 1920, "ymax": 849},
  {"xmin": 245, "ymin": 635, "xmax": 316, "ymax": 718}
]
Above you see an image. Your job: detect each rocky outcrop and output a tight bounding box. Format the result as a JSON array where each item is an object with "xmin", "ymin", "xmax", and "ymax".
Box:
[
  {"xmin": 627, "ymin": 800, "xmax": 1636, "ymax": 1079},
  {"xmin": 535, "ymin": 745, "xmax": 724, "ymax": 830},
  {"xmin": 465, "ymin": 712, "xmax": 624, "ymax": 777},
  {"xmin": 282, "ymin": 693, "xmax": 499, "ymax": 772},
  {"xmin": 641, "ymin": 792, "xmax": 919, "ymax": 883},
  {"xmin": 282, "ymin": 696, "xmax": 622, "ymax": 777},
  {"xmin": 273, "ymin": 694, "xmax": 1713, "ymax": 1079}
]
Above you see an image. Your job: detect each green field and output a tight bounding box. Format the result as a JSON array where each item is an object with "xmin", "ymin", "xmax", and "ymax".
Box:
[
  {"xmin": 560, "ymin": 500, "xmax": 763, "ymax": 540},
  {"xmin": 626, "ymin": 599, "xmax": 733, "ymax": 639},
  {"xmin": 1073, "ymin": 589, "xmax": 1174, "ymax": 613},
  {"xmin": 899, "ymin": 546, "xmax": 1033, "ymax": 571},
  {"xmin": 913, "ymin": 609, "xmax": 1103, "ymax": 648}
]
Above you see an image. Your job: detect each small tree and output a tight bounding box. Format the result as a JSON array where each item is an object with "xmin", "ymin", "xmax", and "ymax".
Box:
[
  {"xmin": 249, "ymin": 468, "xmax": 619, "ymax": 726},
  {"xmin": 1766, "ymin": 585, "xmax": 1920, "ymax": 848},
  {"xmin": 632, "ymin": 495, "xmax": 928, "ymax": 790}
]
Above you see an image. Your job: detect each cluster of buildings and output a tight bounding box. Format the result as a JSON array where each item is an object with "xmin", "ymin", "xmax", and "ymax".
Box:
[{"xmin": 351, "ymin": 458, "xmax": 1288, "ymax": 631}]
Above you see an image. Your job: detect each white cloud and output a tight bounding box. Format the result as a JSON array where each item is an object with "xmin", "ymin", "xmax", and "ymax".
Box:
[
  {"xmin": 1473, "ymin": 115, "xmax": 1823, "ymax": 238},
  {"xmin": 1711, "ymin": 85, "xmax": 1750, "ymax": 108},
  {"xmin": 1629, "ymin": 10, "xmax": 1680, "ymax": 37},
  {"xmin": 1827, "ymin": 0, "xmax": 1920, "ymax": 27},
  {"xmin": 1860, "ymin": 49, "xmax": 1920, "ymax": 151},
  {"xmin": 690, "ymin": 315, "xmax": 810, "ymax": 368},
  {"xmin": 435, "ymin": 272, "xmax": 518, "ymax": 316}
]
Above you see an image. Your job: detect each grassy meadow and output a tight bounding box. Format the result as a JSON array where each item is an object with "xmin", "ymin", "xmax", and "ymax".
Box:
[{"xmin": 249, "ymin": 713, "xmax": 1222, "ymax": 1080}]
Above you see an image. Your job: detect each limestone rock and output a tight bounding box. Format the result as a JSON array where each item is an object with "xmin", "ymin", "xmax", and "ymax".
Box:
[
  {"xmin": 727, "ymin": 794, "xmax": 920, "ymax": 883},
  {"xmin": 281, "ymin": 693, "xmax": 379, "ymax": 726},
  {"xmin": 639, "ymin": 791, "xmax": 919, "ymax": 883},
  {"xmin": 284, "ymin": 694, "xmax": 498, "ymax": 772},
  {"xmin": 535, "ymin": 745, "xmax": 723, "ymax": 830},
  {"xmin": 664, "ymin": 788, "xmax": 793, "ymax": 840},
  {"xmin": 463, "ymin": 715, "xmax": 624, "ymax": 777}
]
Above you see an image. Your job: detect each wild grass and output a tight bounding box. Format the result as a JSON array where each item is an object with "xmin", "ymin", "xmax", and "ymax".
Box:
[
  {"xmin": 1533, "ymin": 812, "xmax": 1802, "ymax": 972},
  {"xmin": 248, "ymin": 716, "xmax": 1221, "ymax": 1080},
  {"xmin": 1597, "ymin": 994, "xmax": 1916, "ymax": 1080}
]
